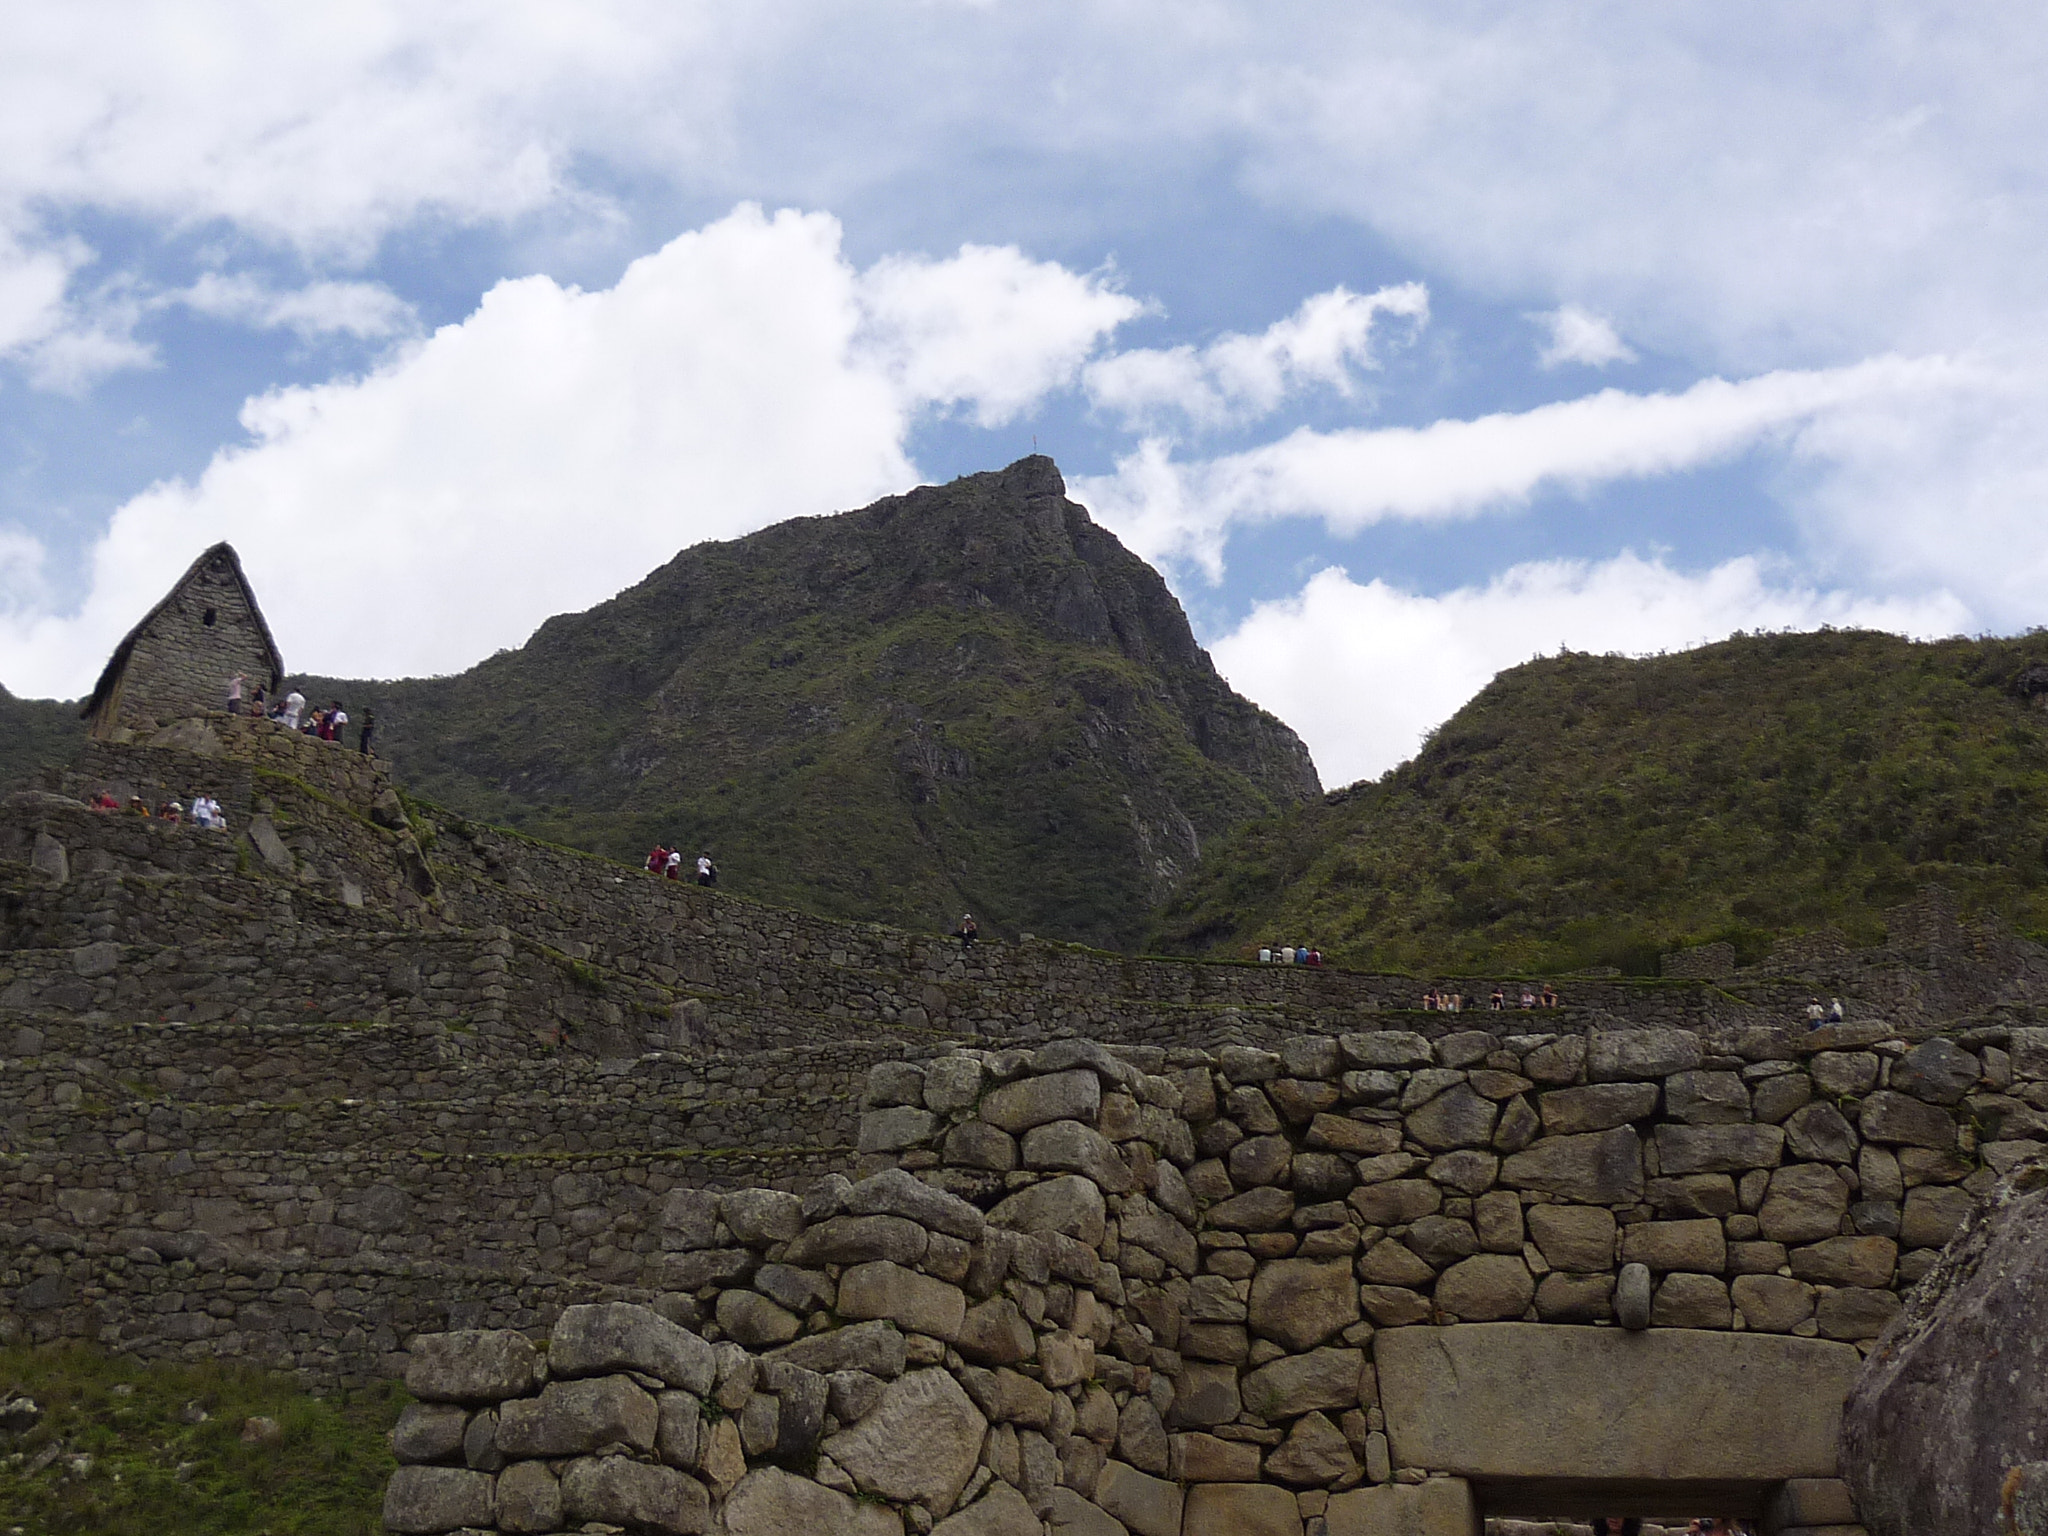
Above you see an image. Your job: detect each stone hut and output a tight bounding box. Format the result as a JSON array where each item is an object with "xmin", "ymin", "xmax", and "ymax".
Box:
[{"xmin": 78, "ymin": 542, "xmax": 282, "ymax": 739}]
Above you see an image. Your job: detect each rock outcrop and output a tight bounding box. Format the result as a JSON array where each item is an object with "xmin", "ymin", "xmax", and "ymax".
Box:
[{"xmin": 1841, "ymin": 1155, "xmax": 2048, "ymax": 1536}]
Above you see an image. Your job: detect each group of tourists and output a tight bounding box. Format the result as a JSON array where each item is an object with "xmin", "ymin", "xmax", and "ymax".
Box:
[
  {"xmin": 227, "ymin": 675, "xmax": 375, "ymax": 755},
  {"xmin": 1419, "ymin": 983, "xmax": 1559, "ymax": 1011},
  {"xmin": 645, "ymin": 845, "xmax": 717, "ymax": 886},
  {"xmin": 1804, "ymin": 997, "xmax": 1846, "ymax": 1029},
  {"xmin": 88, "ymin": 789, "xmax": 228, "ymax": 828},
  {"xmin": 1257, "ymin": 944, "xmax": 1324, "ymax": 966}
]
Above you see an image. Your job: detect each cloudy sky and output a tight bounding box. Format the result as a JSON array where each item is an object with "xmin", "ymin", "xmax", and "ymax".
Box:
[{"xmin": 2, "ymin": 3, "xmax": 2038, "ymax": 787}]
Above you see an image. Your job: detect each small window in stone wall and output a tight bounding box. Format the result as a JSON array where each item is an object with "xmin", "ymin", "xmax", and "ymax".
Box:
[{"xmin": 203, "ymin": 608, "xmax": 217, "ymax": 626}]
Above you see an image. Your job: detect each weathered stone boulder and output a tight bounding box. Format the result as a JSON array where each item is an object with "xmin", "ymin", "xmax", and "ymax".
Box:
[
  {"xmin": 1842, "ymin": 1158, "xmax": 2048, "ymax": 1536},
  {"xmin": 495, "ymin": 1376, "xmax": 658, "ymax": 1456}
]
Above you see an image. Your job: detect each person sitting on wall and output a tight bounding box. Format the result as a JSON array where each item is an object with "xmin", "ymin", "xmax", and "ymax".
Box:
[
  {"xmin": 1448, "ymin": 991, "xmax": 1464, "ymax": 1012},
  {"xmin": 128, "ymin": 796, "xmax": 151, "ymax": 816},
  {"xmin": 954, "ymin": 913, "xmax": 978, "ymax": 948},
  {"xmin": 194, "ymin": 794, "xmax": 226, "ymax": 830},
  {"xmin": 89, "ymin": 790, "xmax": 119, "ymax": 810},
  {"xmin": 1258, "ymin": 945, "xmax": 1272, "ymax": 963},
  {"xmin": 1520, "ymin": 987, "xmax": 1536, "ymax": 1008},
  {"xmin": 1540, "ymin": 983, "xmax": 1558, "ymax": 1008},
  {"xmin": 157, "ymin": 800, "xmax": 182, "ymax": 823},
  {"xmin": 1489, "ymin": 985, "xmax": 1505, "ymax": 1010},
  {"xmin": 1306, "ymin": 947, "xmax": 1323, "ymax": 967},
  {"xmin": 696, "ymin": 853, "xmax": 717, "ymax": 887},
  {"xmin": 1292, "ymin": 943, "xmax": 1308, "ymax": 965}
]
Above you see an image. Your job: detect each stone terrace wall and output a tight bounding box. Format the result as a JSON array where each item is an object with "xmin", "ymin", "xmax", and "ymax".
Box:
[{"xmin": 374, "ymin": 1020, "xmax": 2041, "ymax": 1536}]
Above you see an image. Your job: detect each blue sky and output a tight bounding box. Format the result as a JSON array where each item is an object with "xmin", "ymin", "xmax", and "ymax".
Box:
[{"xmin": 3, "ymin": 4, "xmax": 2040, "ymax": 787}]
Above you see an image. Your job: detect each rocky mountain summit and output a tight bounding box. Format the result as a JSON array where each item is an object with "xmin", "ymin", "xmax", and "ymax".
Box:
[{"xmin": 305, "ymin": 456, "xmax": 1319, "ymax": 950}]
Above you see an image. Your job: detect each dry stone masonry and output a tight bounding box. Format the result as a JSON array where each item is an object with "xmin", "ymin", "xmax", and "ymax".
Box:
[{"xmin": 6, "ymin": 716, "xmax": 2048, "ymax": 1533}]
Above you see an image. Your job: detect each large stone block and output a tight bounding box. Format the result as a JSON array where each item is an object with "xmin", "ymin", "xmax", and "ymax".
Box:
[
  {"xmin": 404, "ymin": 1330, "xmax": 542, "ymax": 1403},
  {"xmin": 560, "ymin": 1456, "xmax": 709, "ymax": 1535},
  {"xmin": 1024, "ymin": 1119, "xmax": 1134, "ymax": 1191},
  {"xmin": 821, "ymin": 1368, "xmax": 986, "ymax": 1510},
  {"xmin": 988, "ymin": 1175, "xmax": 1107, "ymax": 1246},
  {"xmin": 391, "ymin": 1402, "xmax": 470, "ymax": 1463},
  {"xmin": 1760, "ymin": 1164, "xmax": 1853, "ymax": 1244},
  {"xmin": 1899, "ymin": 1183, "xmax": 1976, "ymax": 1249},
  {"xmin": 933, "ymin": 1482, "xmax": 1042, "ymax": 1536},
  {"xmin": 1182, "ymin": 1481, "xmax": 1305, "ymax": 1536},
  {"xmin": 982, "ymin": 1069, "xmax": 1103, "ymax": 1133},
  {"xmin": 786, "ymin": 1214, "xmax": 930, "ymax": 1267},
  {"xmin": 1249, "ymin": 1257, "xmax": 1359, "ymax": 1351},
  {"xmin": 1095, "ymin": 1460, "xmax": 1184, "ymax": 1536},
  {"xmin": 1525, "ymin": 1204, "xmax": 1617, "ymax": 1272},
  {"xmin": 1240, "ymin": 1346, "xmax": 1366, "ymax": 1419},
  {"xmin": 1326, "ymin": 1478, "xmax": 1479, "ymax": 1536},
  {"xmin": 1500, "ymin": 1128, "xmax": 1645, "ymax": 1204},
  {"xmin": 495, "ymin": 1461, "xmax": 562, "ymax": 1535},
  {"xmin": 1538, "ymin": 1083, "xmax": 1660, "ymax": 1135},
  {"xmin": 836, "ymin": 1261, "xmax": 967, "ymax": 1341},
  {"xmin": 1588, "ymin": 1028, "xmax": 1703, "ymax": 1081},
  {"xmin": 1406, "ymin": 1084, "xmax": 1499, "ymax": 1150},
  {"xmin": 723, "ymin": 1466, "xmax": 904, "ymax": 1536},
  {"xmin": 383, "ymin": 1466, "xmax": 495, "ymax": 1533},
  {"xmin": 495, "ymin": 1375, "xmax": 658, "ymax": 1456},
  {"xmin": 1787, "ymin": 1236, "xmax": 1896, "ymax": 1288},
  {"xmin": 550, "ymin": 1302, "xmax": 716, "ymax": 1392},
  {"xmin": 1619, "ymin": 1218, "xmax": 1725, "ymax": 1273},
  {"xmin": 1654, "ymin": 1123, "xmax": 1785, "ymax": 1174},
  {"xmin": 767, "ymin": 1320, "xmax": 908, "ymax": 1377},
  {"xmin": 1377, "ymin": 1323, "xmax": 1860, "ymax": 1480},
  {"xmin": 1858, "ymin": 1091, "xmax": 1956, "ymax": 1149},
  {"xmin": 1434, "ymin": 1253, "xmax": 1535, "ymax": 1320}
]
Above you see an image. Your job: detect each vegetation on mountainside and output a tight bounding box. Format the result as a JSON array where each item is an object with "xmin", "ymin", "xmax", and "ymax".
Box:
[
  {"xmin": 0, "ymin": 1342, "xmax": 400, "ymax": 1535},
  {"xmin": 0, "ymin": 687, "xmax": 81, "ymax": 794},
  {"xmin": 1151, "ymin": 628, "xmax": 2048, "ymax": 975},
  {"xmin": 297, "ymin": 459, "xmax": 1316, "ymax": 950}
]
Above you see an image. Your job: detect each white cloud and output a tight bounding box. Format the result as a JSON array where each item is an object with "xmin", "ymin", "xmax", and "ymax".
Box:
[
  {"xmin": 0, "ymin": 204, "xmax": 1138, "ymax": 695},
  {"xmin": 1074, "ymin": 355, "xmax": 1974, "ymax": 578},
  {"xmin": 857, "ymin": 244, "xmax": 1140, "ymax": 426},
  {"xmin": 1085, "ymin": 282, "xmax": 1427, "ymax": 430},
  {"xmin": 1211, "ymin": 556, "xmax": 1974, "ymax": 788},
  {"xmin": 176, "ymin": 274, "xmax": 417, "ymax": 340},
  {"xmin": 1533, "ymin": 304, "xmax": 1635, "ymax": 369}
]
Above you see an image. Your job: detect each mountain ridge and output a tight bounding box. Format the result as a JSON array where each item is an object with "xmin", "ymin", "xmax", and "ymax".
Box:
[
  {"xmin": 296, "ymin": 456, "xmax": 1320, "ymax": 948},
  {"xmin": 1151, "ymin": 625, "xmax": 2048, "ymax": 973}
]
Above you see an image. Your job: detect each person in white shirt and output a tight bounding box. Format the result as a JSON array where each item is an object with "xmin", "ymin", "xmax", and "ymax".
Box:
[
  {"xmin": 282, "ymin": 690, "xmax": 305, "ymax": 729},
  {"xmin": 696, "ymin": 854, "xmax": 716, "ymax": 887}
]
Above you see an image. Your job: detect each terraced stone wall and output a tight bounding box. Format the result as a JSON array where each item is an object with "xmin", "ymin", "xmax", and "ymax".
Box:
[{"xmin": 381, "ymin": 1023, "xmax": 2042, "ymax": 1536}]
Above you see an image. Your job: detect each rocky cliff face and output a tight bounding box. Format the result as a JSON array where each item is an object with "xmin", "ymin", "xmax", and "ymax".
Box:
[
  {"xmin": 306, "ymin": 457, "xmax": 1318, "ymax": 949},
  {"xmin": 1841, "ymin": 1154, "xmax": 2048, "ymax": 1536}
]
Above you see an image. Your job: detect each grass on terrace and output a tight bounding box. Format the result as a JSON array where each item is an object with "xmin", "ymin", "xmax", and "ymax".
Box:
[{"xmin": 0, "ymin": 1343, "xmax": 400, "ymax": 1536}]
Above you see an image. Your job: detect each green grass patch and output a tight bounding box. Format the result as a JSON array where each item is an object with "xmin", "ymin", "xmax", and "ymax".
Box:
[{"xmin": 0, "ymin": 1342, "xmax": 403, "ymax": 1536}]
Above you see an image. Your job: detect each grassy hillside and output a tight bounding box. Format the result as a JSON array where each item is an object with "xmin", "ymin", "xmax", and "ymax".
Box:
[
  {"xmin": 0, "ymin": 1342, "xmax": 400, "ymax": 1535},
  {"xmin": 0, "ymin": 686, "xmax": 82, "ymax": 793},
  {"xmin": 300, "ymin": 457, "xmax": 1319, "ymax": 950},
  {"xmin": 1151, "ymin": 627, "xmax": 2048, "ymax": 974}
]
